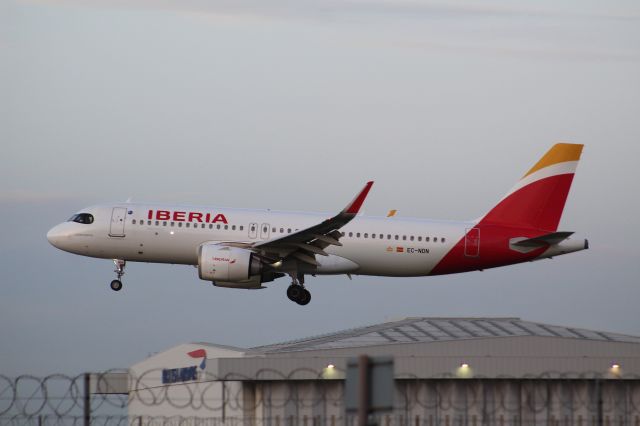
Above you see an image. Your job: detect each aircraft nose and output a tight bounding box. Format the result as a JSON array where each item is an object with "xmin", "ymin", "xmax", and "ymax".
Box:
[{"xmin": 47, "ymin": 224, "xmax": 65, "ymax": 248}]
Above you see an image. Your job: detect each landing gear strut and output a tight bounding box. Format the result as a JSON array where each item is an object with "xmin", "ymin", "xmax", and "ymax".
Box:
[
  {"xmin": 286, "ymin": 273, "xmax": 311, "ymax": 305},
  {"xmin": 110, "ymin": 259, "xmax": 125, "ymax": 291}
]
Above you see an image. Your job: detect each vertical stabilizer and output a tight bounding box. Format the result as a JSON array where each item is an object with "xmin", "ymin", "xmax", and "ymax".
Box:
[{"xmin": 481, "ymin": 143, "xmax": 583, "ymax": 231}]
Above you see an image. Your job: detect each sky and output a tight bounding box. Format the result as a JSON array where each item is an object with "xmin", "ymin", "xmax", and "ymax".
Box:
[{"xmin": 1, "ymin": 0, "xmax": 640, "ymax": 376}]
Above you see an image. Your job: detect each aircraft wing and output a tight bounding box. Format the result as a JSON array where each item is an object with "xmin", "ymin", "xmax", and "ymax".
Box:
[{"xmin": 252, "ymin": 181, "xmax": 373, "ymax": 265}]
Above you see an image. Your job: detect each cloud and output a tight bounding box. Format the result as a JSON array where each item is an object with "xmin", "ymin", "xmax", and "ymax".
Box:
[
  {"xmin": 0, "ymin": 189, "xmax": 81, "ymax": 204},
  {"xmin": 383, "ymin": 39, "xmax": 640, "ymax": 62},
  {"xmin": 21, "ymin": 0, "xmax": 640, "ymax": 23}
]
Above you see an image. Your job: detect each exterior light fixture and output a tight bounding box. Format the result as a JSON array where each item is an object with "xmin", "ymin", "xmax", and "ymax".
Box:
[
  {"xmin": 456, "ymin": 363, "xmax": 472, "ymax": 378},
  {"xmin": 610, "ymin": 363, "xmax": 621, "ymax": 377}
]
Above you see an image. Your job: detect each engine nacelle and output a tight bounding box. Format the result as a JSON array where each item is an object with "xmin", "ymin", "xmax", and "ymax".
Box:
[{"xmin": 198, "ymin": 244, "xmax": 262, "ymax": 282}]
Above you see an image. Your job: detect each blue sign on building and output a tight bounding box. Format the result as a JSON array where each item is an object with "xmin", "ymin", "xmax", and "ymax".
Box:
[{"xmin": 162, "ymin": 366, "xmax": 198, "ymax": 384}]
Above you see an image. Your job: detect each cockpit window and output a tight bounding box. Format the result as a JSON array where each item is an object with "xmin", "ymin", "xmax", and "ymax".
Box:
[{"xmin": 68, "ymin": 213, "xmax": 94, "ymax": 224}]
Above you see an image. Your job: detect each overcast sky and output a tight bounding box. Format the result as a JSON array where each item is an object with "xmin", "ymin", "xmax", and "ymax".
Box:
[{"xmin": 1, "ymin": 0, "xmax": 639, "ymax": 376}]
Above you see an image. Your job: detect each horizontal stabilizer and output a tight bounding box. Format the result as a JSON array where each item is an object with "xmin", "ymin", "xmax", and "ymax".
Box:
[
  {"xmin": 509, "ymin": 231, "xmax": 575, "ymax": 254},
  {"xmin": 512, "ymin": 232, "xmax": 574, "ymax": 248}
]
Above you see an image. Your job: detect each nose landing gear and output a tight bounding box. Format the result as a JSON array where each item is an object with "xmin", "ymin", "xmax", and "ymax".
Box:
[
  {"xmin": 286, "ymin": 273, "xmax": 311, "ymax": 305},
  {"xmin": 110, "ymin": 259, "xmax": 126, "ymax": 292}
]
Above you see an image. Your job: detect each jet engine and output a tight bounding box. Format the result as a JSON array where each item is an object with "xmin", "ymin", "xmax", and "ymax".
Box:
[{"xmin": 198, "ymin": 244, "xmax": 262, "ymax": 285}]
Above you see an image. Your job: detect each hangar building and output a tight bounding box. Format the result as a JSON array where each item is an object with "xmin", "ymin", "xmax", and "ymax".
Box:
[{"xmin": 127, "ymin": 317, "xmax": 640, "ymax": 425}]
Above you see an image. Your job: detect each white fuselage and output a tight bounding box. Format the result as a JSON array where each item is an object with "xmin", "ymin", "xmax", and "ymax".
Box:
[{"xmin": 47, "ymin": 203, "xmax": 470, "ymax": 277}]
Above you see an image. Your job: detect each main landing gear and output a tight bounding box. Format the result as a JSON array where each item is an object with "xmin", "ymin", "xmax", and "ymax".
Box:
[
  {"xmin": 286, "ymin": 273, "xmax": 311, "ymax": 306},
  {"xmin": 110, "ymin": 259, "xmax": 125, "ymax": 292}
]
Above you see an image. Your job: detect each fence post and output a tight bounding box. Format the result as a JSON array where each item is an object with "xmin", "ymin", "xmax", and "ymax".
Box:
[
  {"xmin": 84, "ymin": 373, "xmax": 91, "ymax": 426},
  {"xmin": 357, "ymin": 355, "xmax": 370, "ymax": 426}
]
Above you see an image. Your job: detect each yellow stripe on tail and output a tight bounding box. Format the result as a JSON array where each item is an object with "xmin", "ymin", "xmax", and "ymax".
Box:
[{"xmin": 523, "ymin": 143, "xmax": 583, "ymax": 178}]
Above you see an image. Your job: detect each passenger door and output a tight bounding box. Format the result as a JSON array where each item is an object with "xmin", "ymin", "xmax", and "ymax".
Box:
[
  {"xmin": 109, "ymin": 207, "xmax": 127, "ymax": 237},
  {"xmin": 464, "ymin": 228, "xmax": 480, "ymax": 257}
]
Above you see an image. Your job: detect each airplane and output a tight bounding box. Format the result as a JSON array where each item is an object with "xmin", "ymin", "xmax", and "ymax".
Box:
[{"xmin": 47, "ymin": 143, "xmax": 588, "ymax": 305}]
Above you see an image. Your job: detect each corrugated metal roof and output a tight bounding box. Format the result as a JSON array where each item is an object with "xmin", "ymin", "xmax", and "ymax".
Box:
[{"xmin": 250, "ymin": 317, "xmax": 640, "ymax": 353}]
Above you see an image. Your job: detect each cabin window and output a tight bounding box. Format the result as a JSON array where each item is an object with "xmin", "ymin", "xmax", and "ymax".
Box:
[
  {"xmin": 356, "ymin": 233, "xmax": 361, "ymax": 238},
  {"xmin": 371, "ymin": 233, "xmax": 376, "ymax": 239},
  {"xmin": 418, "ymin": 236, "xmax": 422, "ymax": 241},
  {"xmin": 349, "ymin": 232, "xmax": 353, "ymax": 237},
  {"xmin": 280, "ymin": 228, "xmax": 284, "ymax": 233},
  {"xmin": 132, "ymin": 219, "xmax": 136, "ymax": 224},
  {"xmin": 186, "ymin": 223, "xmax": 190, "ymax": 228},
  {"xmin": 402, "ymin": 235, "xmax": 406, "ymax": 241},
  {"xmin": 163, "ymin": 221, "xmax": 167, "ymax": 226},
  {"xmin": 240, "ymin": 226, "xmax": 244, "ymax": 231},
  {"xmin": 178, "ymin": 223, "xmax": 182, "ymax": 227},
  {"xmin": 425, "ymin": 236, "xmax": 430, "ymax": 242},
  {"xmin": 225, "ymin": 225, "xmax": 229, "ymax": 230},
  {"xmin": 394, "ymin": 235, "xmax": 399, "ymax": 240},
  {"xmin": 441, "ymin": 237, "xmax": 446, "ymax": 243},
  {"xmin": 209, "ymin": 224, "xmax": 213, "ymax": 229},
  {"xmin": 232, "ymin": 225, "xmax": 236, "ymax": 230},
  {"xmin": 364, "ymin": 233, "xmax": 368, "ymax": 238},
  {"xmin": 147, "ymin": 220, "xmax": 152, "ymax": 225},
  {"xmin": 288, "ymin": 228, "xmax": 292, "ymax": 233},
  {"xmin": 410, "ymin": 236, "xmax": 414, "ymax": 241},
  {"xmin": 387, "ymin": 234, "xmax": 391, "ymax": 240},
  {"xmin": 170, "ymin": 222, "xmax": 175, "ymax": 227}
]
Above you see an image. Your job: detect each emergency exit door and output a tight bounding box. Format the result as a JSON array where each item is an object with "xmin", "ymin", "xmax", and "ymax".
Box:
[
  {"xmin": 260, "ymin": 223, "xmax": 271, "ymax": 239},
  {"xmin": 464, "ymin": 228, "xmax": 480, "ymax": 257},
  {"xmin": 248, "ymin": 223, "xmax": 258, "ymax": 239},
  {"xmin": 109, "ymin": 207, "xmax": 127, "ymax": 237}
]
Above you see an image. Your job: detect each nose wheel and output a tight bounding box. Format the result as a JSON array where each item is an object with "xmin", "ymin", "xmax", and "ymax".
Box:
[
  {"xmin": 286, "ymin": 273, "xmax": 311, "ymax": 305},
  {"xmin": 110, "ymin": 279, "xmax": 123, "ymax": 291},
  {"xmin": 111, "ymin": 259, "xmax": 126, "ymax": 292}
]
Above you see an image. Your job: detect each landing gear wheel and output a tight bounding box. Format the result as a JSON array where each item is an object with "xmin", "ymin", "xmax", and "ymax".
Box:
[
  {"xmin": 297, "ymin": 289, "xmax": 311, "ymax": 306},
  {"xmin": 287, "ymin": 285, "xmax": 303, "ymax": 302},
  {"xmin": 110, "ymin": 279, "xmax": 123, "ymax": 291},
  {"xmin": 286, "ymin": 285, "xmax": 311, "ymax": 305}
]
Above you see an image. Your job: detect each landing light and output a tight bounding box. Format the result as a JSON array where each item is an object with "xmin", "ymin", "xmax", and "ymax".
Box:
[{"xmin": 272, "ymin": 260, "xmax": 283, "ymax": 267}]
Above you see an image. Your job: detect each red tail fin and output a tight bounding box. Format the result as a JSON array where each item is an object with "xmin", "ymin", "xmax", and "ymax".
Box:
[{"xmin": 481, "ymin": 143, "xmax": 583, "ymax": 231}]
